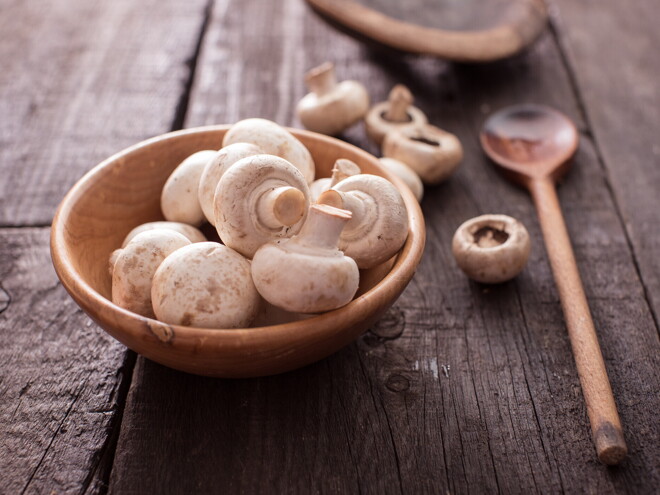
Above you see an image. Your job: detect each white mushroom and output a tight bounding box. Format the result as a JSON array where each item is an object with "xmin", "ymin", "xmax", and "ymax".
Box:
[
  {"xmin": 251, "ymin": 204, "xmax": 359, "ymax": 313},
  {"xmin": 111, "ymin": 230, "xmax": 191, "ymax": 318},
  {"xmin": 214, "ymin": 154, "xmax": 311, "ymax": 258},
  {"xmin": 296, "ymin": 62, "xmax": 370, "ymax": 136},
  {"xmin": 378, "ymin": 157, "xmax": 424, "ymax": 202},
  {"xmin": 121, "ymin": 221, "xmax": 207, "ymax": 247},
  {"xmin": 309, "ymin": 158, "xmax": 361, "ymax": 203},
  {"xmin": 317, "ymin": 174, "xmax": 409, "ymax": 269},
  {"xmin": 365, "ymin": 85, "xmax": 428, "ymax": 145},
  {"xmin": 452, "ymin": 214, "xmax": 531, "ymax": 284},
  {"xmin": 151, "ymin": 242, "xmax": 261, "ymax": 328},
  {"xmin": 161, "ymin": 150, "xmax": 216, "ymax": 226},
  {"xmin": 382, "ymin": 124, "xmax": 463, "ymax": 184},
  {"xmin": 198, "ymin": 142, "xmax": 263, "ymax": 225},
  {"xmin": 222, "ymin": 118, "xmax": 315, "ymax": 184}
]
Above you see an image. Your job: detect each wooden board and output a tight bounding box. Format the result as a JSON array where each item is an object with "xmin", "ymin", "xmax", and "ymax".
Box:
[
  {"xmin": 550, "ymin": 0, "xmax": 660, "ymax": 330},
  {"xmin": 108, "ymin": 0, "xmax": 660, "ymax": 493},
  {"xmin": 0, "ymin": 229, "xmax": 132, "ymax": 493},
  {"xmin": 0, "ymin": 0, "xmax": 208, "ymax": 227},
  {"xmin": 0, "ymin": 0, "xmax": 208, "ymax": 492}
]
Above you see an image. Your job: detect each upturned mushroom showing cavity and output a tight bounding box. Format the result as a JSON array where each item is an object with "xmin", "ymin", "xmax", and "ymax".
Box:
[
  {"xmin": 317, "ymin": 174, "xmax": 409, "ymax": 269},
  {"xmin": 378, "ymin": 157, "xmax": 424, "ymax": 202},
  {"xmin": 214, "ymin": 154, "xmax": 311, "ymax": 258},
  {"xmin": 251, "ymin": 204, "xmax": 359, "ymax": 313},
  {"xmin": 222, "ymin": 118, "xmax": 315, "ymax": 184},
  {"xmin": 111, "ymin": 230, "xmax": 191, "ymax": 318},
  {"xmin": 309, "ymin": 158, "xmax": 361, "ymax": 203},
  {"xmin": 365, "ymin": 85, "xmax": 428, "ymax": 145},
  {"xmin": 382, "ymin": 124, "xmax": 463, "ymax": 184},
  {"xmin": 198, "ymin": 142, "xmax": 263, "ymax": 225},
  {"xmin": 452, "ymin": 214, "xmax": 531, "ymax": 284},
  {"xmin": 151, "ymin": 242, "xmax": 261, "ymax": 328},
  {"xmin": 296, "ymin": 62, "xmax": 370, "ymax": 136},
  {"xmin": 161, "ymin": 150, "xmax": 216, "ymax": 226}
]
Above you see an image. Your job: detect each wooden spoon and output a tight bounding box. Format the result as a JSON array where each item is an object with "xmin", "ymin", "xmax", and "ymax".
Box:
[{"xmin": 480, "ymin": 104, "xmax": 627, "ymax": 465}]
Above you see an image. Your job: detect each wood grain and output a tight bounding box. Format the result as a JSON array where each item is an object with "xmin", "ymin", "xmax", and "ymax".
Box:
[
  {"xmin": 0, "ymin": 0, "xmax": 209, "ymax": 227},
  {"xmin": 108, "ymin": 0, "xmax": 659, "ymax": 493},
  {"xmin": 0, "ymin": 229, "xmax": 133, "ymax": 494},
  {"xmin": 550, "ymin": 0, "xmax": 660, "ymax": 328}
]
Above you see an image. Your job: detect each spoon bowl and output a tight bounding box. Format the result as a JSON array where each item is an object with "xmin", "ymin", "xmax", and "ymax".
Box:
[{"xmin": 480, "ymin": 104, "xmax": 579, "ymax": 186}]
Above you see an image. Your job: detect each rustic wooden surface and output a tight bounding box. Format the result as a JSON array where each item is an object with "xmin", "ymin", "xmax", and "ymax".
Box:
[{"xmin": 1, "ymin": 0, "xmax": 658, "ymax": 493}]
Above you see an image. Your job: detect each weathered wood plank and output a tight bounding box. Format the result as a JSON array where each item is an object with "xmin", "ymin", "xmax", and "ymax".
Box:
[
  {"xmin": 0, "ymin": 229, "xmax": 132, "ymax": 494},
  {"xmin": 549, "ymin": 0, "xmax": 660, "ymax": 327},
  {"xmin": 0, "ymin": 0, "xmax": 208, "ymax": 227},
  {"xmin": 110, "ymin": 0, "xmax": 659, "ymax": 493}
]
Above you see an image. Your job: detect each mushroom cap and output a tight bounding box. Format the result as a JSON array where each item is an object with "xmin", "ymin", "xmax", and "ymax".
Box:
[
  {"xmin": 251, "ymin": 205, "xmax": 359, "ymax": 313},
  {"xmin": 378, "ymin": 157, "xmax": 424, "ymax": 202},
  {"xmin": 452, "ymin": 214, "xmax": 531, "ymax": 284},
  {"xmin": 214, "ymin": 154, "xmax": 311, "ymax": 258},
  {"xmin": 111, "ymin": 230, "xmax": 191, "ymax": 318},
  {"xmin": 309, "ymin": 158, "xmax": 361, "ymax": 202},
  {"xmin": 382, "ymin": 125, "xmax": 463, "ymax": 184},
  {"xmin": 151, "ymin": 242, "xmax": 261, "ymax": 328},
  {"xmin": 161, "ymin": 150, "xmax": 216, "ymax": 226},
  {"xmin": 319, "ymin": 174, "xmax": 409, "ymax": 269},
  {"xmin": 365, "ymin": 101, "xmax": 428, "ymax": 146},
  {"xmin": 121, "ymin": 221, "xmax": 207, "ymax": 248},
  {"xmin": 297, "ymin": 80, "xmax": 370, "ymax": 136},
  {"xmin": 198, "ymin": 142, "xmax": 263, "ymax": 225},
  {"xmin": 222, "ymin": 118, "xmax": 315, "ymax": 184}
]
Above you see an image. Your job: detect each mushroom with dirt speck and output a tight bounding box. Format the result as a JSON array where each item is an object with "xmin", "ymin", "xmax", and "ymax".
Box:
[
  {"xmin": 222, "ymin": 118, "xmax": 315, "ymax": 184},
  {"xmin": 452, "ymin": 214, "xmax": 531, "ymax": 284},
  {"xmin": 151, "ymin": 242, "xmax": 262, "ymax": 328},
  {"xmin": 198, "ymin": 142, "xmax": 263, "ymax": 225},
  {"xmin": 161, "ymin": 150, "xmax": 217, "ymax": 226},
  {"xmin": 251, "ymin": 204, "xmax": 359, "ymax": 313},
  {"xmin": 111, "ymin": 230, "xmax": 191, "ymax": 318},
  {"xmin": 296, "ymin": 62, "xmax": 369, "ymax": 136},
  {"xmin": 214, "ymin": 154, "xmax": 311, "ymax": 258},
  {"xmin": 365, "ymin": 85, "xmax": 428, "ymax": 146},
  {"xmin": 383, "ymin": 124, "xmax": 463, "ymax": 185},
  {"xmin": 317, "ymin": 174, "xmax": 408, "ymax": 269}
]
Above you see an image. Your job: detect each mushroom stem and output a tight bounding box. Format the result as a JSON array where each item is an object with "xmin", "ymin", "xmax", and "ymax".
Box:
[
  {"xmin": 296, "ymin": 204, "xmax": 352, "ymax": 250},
  {"xmin": 317, "ymin": 189, "xmax": 377, "ymax": 235},
  {"xmin": 257, "ymin": 186, "xmax": 306, "ymax": 229},
  {"xmin": 384, "ymin": 84, "xmax": 413, "ymax": 123},
  {"xmin": 305, "ymin": 62, "xmax": 337, "ymax": 98},
  {"xmin": 329, "ymin": 159, "xmax": 361, "ymax": 188}
]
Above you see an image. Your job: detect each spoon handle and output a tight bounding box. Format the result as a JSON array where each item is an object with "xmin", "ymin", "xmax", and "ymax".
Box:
[{"xmin": 529, "ymin": 177, "xmax": 627, "ymax": 465}]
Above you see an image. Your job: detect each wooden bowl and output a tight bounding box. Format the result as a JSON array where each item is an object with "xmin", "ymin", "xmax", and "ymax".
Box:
[{"xmin": 51, "ymin": 126, "xmax": 425, "ymax": 377}]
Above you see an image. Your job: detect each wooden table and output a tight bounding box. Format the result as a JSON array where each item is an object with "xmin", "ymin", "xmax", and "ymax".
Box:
[{"xmin": 1, "ymin": 1, "xmax": 658, "ymax": 493}]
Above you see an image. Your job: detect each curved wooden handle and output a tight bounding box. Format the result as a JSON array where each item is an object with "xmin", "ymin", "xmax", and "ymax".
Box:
[{"xmin": 529, "ymin": 178, "xmax": 627, "ymax": 465}]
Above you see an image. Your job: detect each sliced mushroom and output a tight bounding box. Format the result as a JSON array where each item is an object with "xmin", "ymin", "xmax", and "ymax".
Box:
[
  {"xmin": 151, "ymin": 242, "xmax": 261, "ymax": 328},
  {"xmin": 378, "ymin": 157, "xmax": 424, "ymax": 202},
  {"xmin": 214, "ymin": 154, "xmax": 311, "ymax": 258},
  {"xmin": 161, "ymin": 150, "xmax": 216, "ymax": 226},
  {"xmin": 198, "ymin": 142, "xmax": 263, "ymax": 225},
  {"xmin": 111, "ymin": 230, "xmax": 191, "ymax": 318},
  {"xmin": 452, "ymin": 214, "xmax": 531, "ymax": 284},
  {"xmin": 251, "ymin": 204, "xmax": 359, "ymax": 313},
  {"xmin": 309, "ymin": 158, "xmax": 361, "ymax": 203},
  {"xmin": 296, "ymin": 62, "xmax": 369, "ymax": 136},
  {"xmin": 222, "ymin": 118, "xmax": 315, "ymax": 184},
  {"xmin": 382, "ymin": 124, "xmax": 463, "ymax": 184},
  {"xmin": 317, "ymin": 174, "xmax": 409, "ymax": 269},
  {"xmin": 365, "ymin": 85, "xmax": 428, "ymax": 145}
]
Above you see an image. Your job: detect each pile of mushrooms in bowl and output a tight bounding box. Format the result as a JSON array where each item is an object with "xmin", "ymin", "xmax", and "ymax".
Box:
[{"xmin": 51, "ymin": 121, "xmax": 425, "ymax": 377}]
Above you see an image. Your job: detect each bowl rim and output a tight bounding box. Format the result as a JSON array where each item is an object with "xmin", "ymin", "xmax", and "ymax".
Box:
[{"xmin": 50, "ymin": 125, "xmax": 425, "ymax": 346}]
